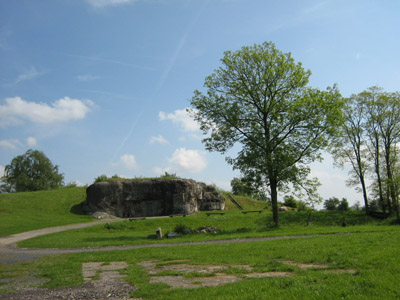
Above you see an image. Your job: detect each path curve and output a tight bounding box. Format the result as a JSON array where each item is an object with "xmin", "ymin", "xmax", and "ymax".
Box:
[{"xmin": 0, "ymin": 219, "xmax": 122, "ymax": 246}]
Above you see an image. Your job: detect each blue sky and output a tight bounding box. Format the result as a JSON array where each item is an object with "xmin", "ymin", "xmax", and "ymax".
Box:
[{"xmin": 1, "ymin": 0, "xmax": 399, "ymax": 206}]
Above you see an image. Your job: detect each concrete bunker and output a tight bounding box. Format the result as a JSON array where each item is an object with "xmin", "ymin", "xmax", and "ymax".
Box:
[{"xmin": 83, "ymin": 179, "xmax": 225, "ymax": 218}]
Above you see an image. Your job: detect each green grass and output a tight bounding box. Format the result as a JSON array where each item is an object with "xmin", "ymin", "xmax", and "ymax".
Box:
[
  {"xmin": 223, "ymin": 193, "xmax": 267, "ymax": 211},
  {"xmin": 4, "ymin": 227, "xmax": 400, "ymax": 299},
  {"xmin": 18, "ymin": 210, "xmax": 392, "ymax": 249},
  {"xmin": 0, "ymin": 187, "xmax": 93, "ymax": 236}
]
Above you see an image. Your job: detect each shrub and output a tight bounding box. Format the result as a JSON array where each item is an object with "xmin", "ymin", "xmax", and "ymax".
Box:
[
  {"xmin": 283, "ymin": 195, "xmax": 297, "ymax": 208},
  {"xmin": 94, "ymin": 174, "xmax": 108, "ymax": 183}
]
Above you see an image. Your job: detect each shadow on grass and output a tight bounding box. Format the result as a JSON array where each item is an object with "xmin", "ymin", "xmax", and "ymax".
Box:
[{"xmin": 69, "ymin": 202, "xmax": 87, "ymax": 215}]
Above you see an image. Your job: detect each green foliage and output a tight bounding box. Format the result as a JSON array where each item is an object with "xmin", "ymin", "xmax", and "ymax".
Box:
[
  {"xmin": 296, "ymin": 200, "xmax": 309, "ymax": 211},
  {"xmin": 3, "ymin": 149, "xmax": 64, "ymax": 192},
  {"xmin": 338, "ymin": 198, "xmax": 349, "ymax": 211},
  {"xmin": 159, "ymin": 172, "xmax": 180, "ymax": 179},
  {"xmin": 283, "ymin": 196, "xmax": 298, "ymax": 208},
  {"xmin": 230, "ymin": 177, "xmax": 254, "ymax": 196},
  {"xmin": 189, "ymin": 41, "xmax": 344, "ymax": 225},
  {"xmin": 94, "ymin": 174, "xmax": 108, "ymax": 183},
  {"xmin": 94, "ymin": 172, "xmax": 181, "ymax": 184},
  {"xmin": 324, "ymin": 197, "xmax": 340, "ymax": 210},
  {"xmin": 174, "ymin": 223, "xmax": 191, "ymax": 234}
]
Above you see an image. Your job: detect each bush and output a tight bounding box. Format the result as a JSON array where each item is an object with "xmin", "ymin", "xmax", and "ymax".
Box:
[
  {"xmin": 94, "ymin": 174, "xmax": 108, "ymax": 183},
  {"xmin": 174, "ymin": 224, "xmax": 191, "ymax": 234},
  {"xmin": 297, "ymin": 200, "xmax": 309, "ymax": 211},
  {"xmin": 283, "ymin": 195, "xmax": 297, "ymax": 208}
]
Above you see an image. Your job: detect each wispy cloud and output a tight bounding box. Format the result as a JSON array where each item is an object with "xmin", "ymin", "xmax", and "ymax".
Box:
[
  {"xmin": 0, "ymin": 139, "xmax": 22, "ymax": 150},
  {"xmin": 302, "ymin": 1, "xmax": 330, "ymax": 16},
  {"xmin": 63, "ymin": 53, "xmax": 155, "ymax": 71},
  {"xmin": 0, "ymin": 28, "xmax": 12, "ymax": 50},
  {"xmin": 149, "ymin": 135, "xmax": 168, "ymax": 144},
  {"xmin": 15, "ymin": 67, "xmax": 44, "ymax": 84},
  {"xmin": 155, "ymin": 1, "xmax": 209, "ymax": 92},
  {"xmin": 85, "ymin": 0, "xmax": 134, "ymax": 8},
  {"xmin": 76, "ymin": 74, "xmax": 101, "ymax": 82},
  {"xmin": 0, "ymin": 97, "xmax": 94, "ymax": 128}
]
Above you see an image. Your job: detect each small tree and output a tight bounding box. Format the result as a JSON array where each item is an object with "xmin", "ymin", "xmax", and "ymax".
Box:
[
  {"xmin": 337, "ymin": 198, "xmax": 349, "ymax": 211},
  {"xmin": 324, "ymin": 197, "xmax": 340, "ymax": 210},
  {"xmin": 3, "ymin": 149, "xmax": 64, "ymax": 192}
]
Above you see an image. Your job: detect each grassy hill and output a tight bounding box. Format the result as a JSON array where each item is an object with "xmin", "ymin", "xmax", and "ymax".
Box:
[
  {"xmin": 0, "ymin": 187, "xmax": 93, "ymax": 236},
  {"xmin": 223, "ymin": 193, "xmax": 268, "ymax": 211}
]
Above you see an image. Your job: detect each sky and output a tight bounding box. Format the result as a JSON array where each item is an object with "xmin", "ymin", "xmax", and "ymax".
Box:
[{"xmin": 1, "ymin": 0, "xmax": 399, "ymax": 207}]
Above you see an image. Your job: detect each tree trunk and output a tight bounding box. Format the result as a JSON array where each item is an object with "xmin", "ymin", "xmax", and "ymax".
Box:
[
  {"xmin": 359, "ymin": 173, "xmax": 369, "ymax": 215},
  {"xmin": 270, "ymin": 178, "xmax": 279, "ymax": 226},
  {"xmin": 374, "ymin": 134, "xmax": 386, "ymax": 214}
]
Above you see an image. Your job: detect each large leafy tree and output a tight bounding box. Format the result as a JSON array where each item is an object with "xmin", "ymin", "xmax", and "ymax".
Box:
[
  {"xmin": 2, "ymin": 149, "xmax": 64, "ymax": 192},
  {"xmin": 189, "ymin": 42, "xmax": 344, "ymax": 225}
]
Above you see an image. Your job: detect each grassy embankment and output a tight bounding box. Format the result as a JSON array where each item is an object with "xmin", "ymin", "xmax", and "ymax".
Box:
[{"xmin": 0, "ymin": 187, "xmax": 93, "ymax": 236}]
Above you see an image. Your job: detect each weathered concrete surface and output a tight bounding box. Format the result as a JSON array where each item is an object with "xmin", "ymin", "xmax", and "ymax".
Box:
[{"xmin": 83, "ymin": 179, "xmax": 225, "ymax": 218}]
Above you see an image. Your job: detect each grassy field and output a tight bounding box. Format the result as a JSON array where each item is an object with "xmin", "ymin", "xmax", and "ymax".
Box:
[
  {"xmin": 3, "ymin": 228, "xmax": 400, "ymax": 299},
  {"xmin": 0, "ymin": 187, "xmax": 93, "ymax": 236},
  {"xmin": 18, "ymin": 209, "xmax": 392, "ymax": 249},
  {"xmin": 1, "ymin": 188, "xmax": 399, "ymax": 299}
]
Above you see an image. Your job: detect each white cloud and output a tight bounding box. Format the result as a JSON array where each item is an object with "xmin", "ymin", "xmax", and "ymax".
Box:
[
  {"xmin": 153, "ymin": 166, "xmax": 170, "ymax": 176},
  {"xmin": 15, "ymin": 67, "xmax": 43, "ymax": 84},
  {"xmin": 120, "ymin": 154, "xmax": 138, "ymax": 170},
  {"xmin": 0, "ymin": 97, "xmax": 94, "ymax": 128},
  {"xmin": 149, "ymin": 135, "xmax": 168, "ymax": 144},
  {"xmin": 0, "ymin": 165, "xmax": 4, "ymax": 177},
  {"xmin": 85, "ymin": 0, "xmax": 134, "ymax": 8},
  {"xmin": 26, "ymin": 137, "xmax": 38, "ymax": 147},
  {"xmin": 0, "ymin": 139, "xmax": 22, "ymax": 150},
  {"xmin": 76, "ymin": 74, "xmax": 100, "ymax": 82},
  {"xmin": 159, "ymin": 108, "xmax": 200, "ymax": 132},
  {"xmin": 168, "ymin": 148, "xmax": 207, "ymax": 173}
]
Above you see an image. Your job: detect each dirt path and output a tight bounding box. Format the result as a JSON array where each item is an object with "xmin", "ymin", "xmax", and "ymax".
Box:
[{"xmin": 0, "ymin": 219, "xmax": 123, "ymax": 247}]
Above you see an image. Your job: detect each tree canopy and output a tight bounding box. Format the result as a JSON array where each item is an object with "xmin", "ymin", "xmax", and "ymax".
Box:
[
  {"xmin": 189, "ymin": 41, "xmax": 344, "ymax": 225},
  {"xmin": 2, "ymin": 149, "xmax": 64, "ymax": 192}
]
